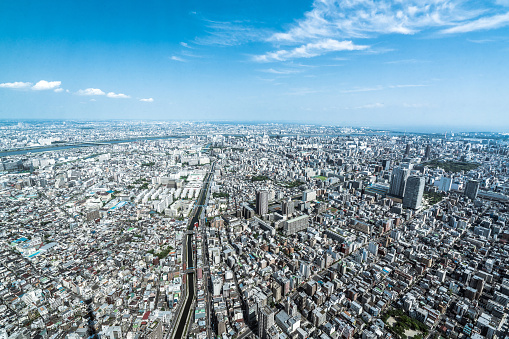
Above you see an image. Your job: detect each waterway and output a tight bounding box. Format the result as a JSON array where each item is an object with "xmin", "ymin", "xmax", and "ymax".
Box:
[
  {"xmin": 0, "ymin": 135, "xmax": 187, "ymax": 157},
  {"xmin": 0, "ymin": 131, "xmax": 406, "ymax": 157}
]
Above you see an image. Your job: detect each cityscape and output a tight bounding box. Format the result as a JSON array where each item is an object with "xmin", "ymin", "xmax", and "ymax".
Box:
[
  {"xmin": 2, "ymin": 0, "xmax": 509, "ymax": 338},
  {"xmin": 0, "ymin": 120, "xmax": 508, "ymax": 339}
]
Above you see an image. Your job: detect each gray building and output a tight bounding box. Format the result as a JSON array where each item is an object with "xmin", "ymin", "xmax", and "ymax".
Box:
[
  {"xmin": 281, "ymin": 199, "xmax": 294, "ymax": 216},
  {"xmin": 382, "ymin": 159, "xmax": 391, "ymax": 171},
  {"xmin": 256, "ymin": 190, "xmax": 269, "ymax": 216},
  {"xmin": 403, "ymin": 175, "xmax": 425, "ymax": 209},
  {"xmin": 0, "ymin": 160, "xmax": 23, "ymax": 172},
  {"xmin": 425, "ymin": 144, "xmax": 431, "ymax": 159},
  {"xmin": 465, "ymin": 179, "xmax": 480, "ymax": 200},
  {"xmin": 282, "ymin": 215, "xmax": 309, "ymax": 235},
  {"xmin": 258, "ymin": 305, "xmax": 274, "ymax": 339},
  {"xmin": 389, "ymin": 167, "xmax": 409, "ymax": 198}
]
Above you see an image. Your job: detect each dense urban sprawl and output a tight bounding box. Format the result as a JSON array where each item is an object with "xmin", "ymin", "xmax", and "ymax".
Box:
[{"xmin": 1, "ymin": 121, "xmax": 509, "ymax": 339}]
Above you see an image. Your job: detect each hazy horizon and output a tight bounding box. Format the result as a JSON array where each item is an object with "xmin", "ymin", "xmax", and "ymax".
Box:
[
  {"xmin": 1, "ymin": 0, "xmax": 509, "ymax": 130},
  {"xmin": 1, "ymin": 118, "xmax": 507, "ymax": 134}
]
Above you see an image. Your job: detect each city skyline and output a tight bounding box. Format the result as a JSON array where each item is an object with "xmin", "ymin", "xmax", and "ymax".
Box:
[
  {"xmin": 1, "ymin": 0, "xmax": 509, "ymax": 131},
  {"xmin": 1, "ymin": 120, "xmax": 509, "ymax": 338}
]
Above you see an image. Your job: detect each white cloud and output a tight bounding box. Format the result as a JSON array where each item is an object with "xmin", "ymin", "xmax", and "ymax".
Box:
[
  {"xmin": 354, "ymin": 103, "xmax": 384, "ymax": 109},
  {"xmin": 467, "ymin": 38, "xmax": 495, "ymax": 43},
  {"xmin": 189, "ymin": 0, "xmax": 509, "ymax": 63},
  {"xmin": 384, "ymin": 59, "xmax": 428, "ymax": 64},
  {"xmin": 171, "ymin": 56, "xmax": 187, "ymax": 62},
  {"xmin": 340, "ymin": 103, "xmax": 385, "ymax": 109},
  {"xmin": 180, "ymin": 42, "xmax": 190, "ymax": 48},
  {"xmin": 140, "ymin": 98, "xmax": 154, "ymax": 102},
  {"xmin": 54, "ymin": 88, "xmax": 64, "ymax": 93},
  {"xmin": 254, "ymin": 39, "xmax": 368, "ymax": 62},
  {"xmin": 441, "ymin": 12, "xmax": 509, "ymax": 33},
  {"xmin": 32, "ymin": 80, "xmax": 61, "ymax": 91},
  {"xmin": 389, "ymin": 84, "xmax": 426, "ymax": 89},
  {"xmin": 77, "ymin": 88, "xmax": 105, "ymax": 96},
  {"xmin": 0, "ymin": 81, "xmax": 32, "ymax": 89},
  {"xmin": 342, "ymin": 83, "xmax": 427, "ymax": 93},
  {"xmin": 268, "ymin": 0, "xmax": 483, "ymax": 43},
  {"xmin": 106, "ymin": 92, "xmax": 130, "ymax": 99},
  {"xmin": 285, "ymin": 88, "xmax": 320, "ymax": 95},
  {"xmin": 195, "ymin": 19, "xmax": 272, "ymax": 46},
  {"xmin": 403, "ymin": 102, "xmax": 428, "ymax": 108},
  {"xmin": 260, "ymin": 68, "xmax": 301, "ymax": 74},
  {"xmin": 342, "ymin": 86, "xmax": 384, "ymax": 93}
]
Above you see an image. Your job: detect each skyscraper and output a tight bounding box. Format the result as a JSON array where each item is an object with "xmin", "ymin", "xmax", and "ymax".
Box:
[
  {"xmin": 281, "ymin": 199, "xmax": 294, "ymax": 216},
  {"xmin": 389, "ymin": 167, "xmax": 409, "ymax": 198},
  {"xmin": 465, "ymin": 180, "xmax": 480, "ymax": 200},
  {"xmin": 258, "ymin": 306, "xmax": 274, "ymax": 339},
  {"xmin": 256, "ymin": 190, "xmax": 269, "ymax": 215},
  {"xmin": 425, "ymin": 144, "xmax": 431, "ymax": 160},
  {"xmin": 438, "ymin": 176, "xmax": 452, "ymax": 192},
  {"xmin": 382, "ymin": 159, "xmax": 391, "ymax": 171},
  {"xmin": 403, "ymin": 175, "xmax": 425, "ymax": 209},
  {"xmin": 404, "ymin": 143, "xmax": 411, "ymax": 156}
]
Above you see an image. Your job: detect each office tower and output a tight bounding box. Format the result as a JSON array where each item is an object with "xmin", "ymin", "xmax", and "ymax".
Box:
[
  {"xmin": 256, "ymin": 190, "xmax": 269, "ymax": 215},
  {"xmin": 299, "ymin": 262, "xmax": 310, "ymax": 279},
  {"xmin": 281, "ymin": 199, "xmax": 294, "ymax": 216},
  {"xmin": 438, "ymin": 176, "xmax": 452, "ymax": 192},
  {"xmin": 368, "ymin": 242, "xmax": 379, "ymax": 255},
  {"xmin": 425, "ymin": 144, "xmax": 431, "ymax": 159},
  {"xmin": 284, "ymin": 297, "xmax": 297, "ymax": 316},
  {"xmin": 403, "ymin": 176, "xmax": 425, "ymax": 209},
  {"xmin": 405, "ymin": 143, "xmax": 411, "ymax": 156},
  {"xmin": 212, "ymin": 276, "xmax": 223, "ymax": 296},
  {"xmin": 382, "ymin": 159, "xmax": 391, "ymax": 171},
  {"xmin": 465, "ymin": 180, "xmax": 480, "ymax": 200},
  {"xmin": 389, "ymin": 167, "xmax": 409, "ymax": 198},
  {"xmin": 242, "ymin": 203, "xmax": 255, "ymax": 219},
  {"xmin": 258, "ymin": 306, "xmax": 274, "ymax": 339},
  {"xmin": 361, "ymin": 248, "xmax": 368, "ymax": 262},
  {"xmin": 302, "ymin": 189, "xmax": 316, "ymax": 202},
  {"xmin": 437, "ymin": 269, "xmax": 446, "ymax": 283},
  {"xmin": 282, "ymin": 215, "xmax": 309, "ymax": 235}
]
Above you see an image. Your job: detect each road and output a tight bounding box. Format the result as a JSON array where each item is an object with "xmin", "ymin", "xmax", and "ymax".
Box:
[
  {"xmin": 172, "ymin": 162, "xmax": 215, "ymax": 339},
  {"xmin": 202, "ymin": 229, "xmax": 214, "ymax": 338}
]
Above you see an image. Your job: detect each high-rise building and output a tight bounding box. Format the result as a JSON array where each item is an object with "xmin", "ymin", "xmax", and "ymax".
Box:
[
  {"xmin": 403, "ymin": 175, "xmax": 425, "ymax": 209},
  {"xmin": 438, "ymin": 176, "xmax": 452, "ymax": 192},
  {"xmin": 302, "ymin": 189, "xmax": 316, "ymax": 202},
  {"xmin": 465, "ymin": 180, "xmax": 480, "ymax": 200},
  {"xmin": 382, "ymin": 159, "xmax": 391, "ymax": 171},
  {"xmin": 368, "ymin": 242, "xmax": 379, "ymax": 255},
  {"xmin": 389, "ymin": 167, "xmax": 409, "ymax": 198},
  {"xmin": 299, "ymin": 262, "xmax": 310, "ymax": 279},
  {"xmin": 258, "ymin": 306, "xmax": 274, "ymax": 339},
  {"xmin": 282, "ymin": 215, "xmax": 309, "ymax": 235},
  {"xmin": 437, "ymin": 269, "xmax": 446, "ymax": 283},
  {"xmin": 256, "ymin": 190, "xmax": 269, "ymax": 215},
  {"xmin": 404, "ymin": 143, "xmax": 411, "ymax": 156},
  {"xmin": 284, "ymin": 297, "xmax": 297, "ymax": 316},
  {"xmin": 425, "ymin": 144, "xmax": 431, "ymax": 159},
  {"xmin": 272, "ymin": 282, "xmax": 282, "ymax": 302},
  {"xmin": 242, "ymin": 203, "xmax": 255, "ymax": 219},
  {"xmin": 212, "ymin": 276, "xmax": 223, "ymax": 296},
  {"xmin": 281, "ymin": 199, "xmax": 294, "ymax": 216}
]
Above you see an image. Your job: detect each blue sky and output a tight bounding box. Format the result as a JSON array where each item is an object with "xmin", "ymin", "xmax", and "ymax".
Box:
[{"xmin": 1, "ymin": 0, "xmax": 509, "ymax": 131}]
